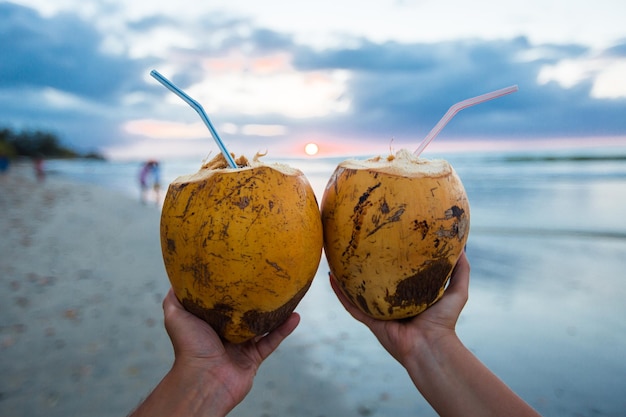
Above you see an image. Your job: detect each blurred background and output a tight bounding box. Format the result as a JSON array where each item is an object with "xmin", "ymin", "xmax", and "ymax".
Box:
[
  {"xmin": 1, "ymin": 0, "xmax": 626, "ymax": 159},
  {"xmin": 1, "ymin": 1, "xmax": 625, "ymax": 416}
]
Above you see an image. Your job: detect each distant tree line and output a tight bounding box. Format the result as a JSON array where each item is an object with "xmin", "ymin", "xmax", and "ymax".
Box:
[{"xmin": 0, "ymin": 127, "xmax": 104, "ymax": 160}]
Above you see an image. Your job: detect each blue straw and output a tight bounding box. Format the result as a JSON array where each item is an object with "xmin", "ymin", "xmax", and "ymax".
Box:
[{"xmin": 150, "ymin": 69, "xmax": 237, "ymax": 169}]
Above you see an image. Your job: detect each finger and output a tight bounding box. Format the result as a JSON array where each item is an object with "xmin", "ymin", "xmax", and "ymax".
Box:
[
  {"xmin": 162, "ymin": 288, "xmax": 222, "ymax": 352},
  {"xmin": 329, "ymin": 274, "xmax": 377, "ymax": 328},
  {"xmin": 163, "ymin": 288, "xmax": 194, "ymax": 325},
  {"xmin": 162, "ymin": 288, "xmax": 179, "ymax": 330},
  {"xmin": 443, "ymin": 252, "xmax": 470, "ymax": 308},
  {"xmin": 447, "ymin": 252, "xmax": 470, "ymax": 293},
  {"xmin": 163, "ymin": 288, "xmax": 211, "ymax": 326},
  {"xmin": 163, "ymin": 288, "xmax": 181, "ymax": 314},
  {"xmin": 329, "ymin": 274, "xmax": 357, "ymax": 314},
  {"xmin": 163, "ymin": 289, "xmax": 191, "ymax": 342},
  {"xmin": 255, "ymin": 312, "xmax": 300, "ymax": 361}
]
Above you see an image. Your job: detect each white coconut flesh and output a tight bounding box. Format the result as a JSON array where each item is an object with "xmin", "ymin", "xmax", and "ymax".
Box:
[
  {"xmin": 331, "ymin": 148, "xmax": 452, "ymax": 179},
  {"xmin": 172, "ymin": 152, "xmax": 303, "ymax": 185}
]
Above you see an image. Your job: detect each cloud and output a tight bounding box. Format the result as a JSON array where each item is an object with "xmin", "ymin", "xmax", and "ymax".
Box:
[
  {"xmin": 292, "ymin": 36, "xmax": 626, "ymax": 140},
  {"xmin": 0, "ymin": 3, "xmax": 144, "ymax": 101},
  {"xmin": 295, "ymin": 39, "xmax": 438, "ymax": 72},
  {"xmin": 0, "ymin": 2, "xmax": 150, "ymax": 151},
  {"xmin": 1, "ymin": 2, "xmax": 625, "ymax": 159}
]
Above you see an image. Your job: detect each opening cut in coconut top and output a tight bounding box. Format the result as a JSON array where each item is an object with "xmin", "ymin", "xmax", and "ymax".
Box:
[
  {"xmin": 172, "ymin": 152, "xmax": 303, "ymax": 184},
  {"xmin": 339, "ymin": 148, "xmax": 452, "ymax": 177},
  {"xmin": 202, "ymin": 151, "xmax": 301, "ymax": 174}
]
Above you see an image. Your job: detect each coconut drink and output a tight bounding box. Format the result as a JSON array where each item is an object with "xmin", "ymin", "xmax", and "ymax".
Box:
[
  {"xmin": 161, "ymin": 152, "xmax": 323, "ymax": 343},
  {"xmin": 321, "ymin": 149, "xmax": 469, "ymax": 319},
  {"xmin": 151, "ymin": 70, "xmax": 323, "ymax": 343},
  {"xmin": 322, "ymin": 85, "xmax": 518, "ymax": 320}
]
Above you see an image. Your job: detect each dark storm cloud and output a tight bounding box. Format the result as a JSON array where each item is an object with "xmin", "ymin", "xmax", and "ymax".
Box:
[{"xmin": 0, "ymin": 2, "xmax": 144, "ymax": 102}]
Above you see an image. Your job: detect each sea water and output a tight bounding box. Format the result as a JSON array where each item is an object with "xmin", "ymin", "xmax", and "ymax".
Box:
[
  {"xmin": 45, "ymin": 147, "xmax": 626, "ymax": 416},
  {"xmin": 44, "ymin": 147, "xmax": 626, "ymax": 234}
]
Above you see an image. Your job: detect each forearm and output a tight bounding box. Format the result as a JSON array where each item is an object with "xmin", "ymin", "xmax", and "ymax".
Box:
[
  {"xmin": 128, "ymin": 363, "xmax": 234, "ymax": 417},
  {"xmin": 404, "ymin": 332, "xmax": 541, "ymax": 417}
]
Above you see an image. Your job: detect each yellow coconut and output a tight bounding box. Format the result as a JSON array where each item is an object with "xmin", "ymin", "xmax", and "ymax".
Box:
[
  {"xmin": 321, "ymin": 149, "xmax": 469, "ymax": 320},
  {"xmin": 160, "ymin": 153, "xmax": 323, "ymax": 343}
]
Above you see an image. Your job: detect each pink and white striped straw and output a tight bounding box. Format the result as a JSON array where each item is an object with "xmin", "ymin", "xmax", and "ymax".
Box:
[{"xmin": 414, "ymin": 85, "xmax": 519, "ymax": 157}]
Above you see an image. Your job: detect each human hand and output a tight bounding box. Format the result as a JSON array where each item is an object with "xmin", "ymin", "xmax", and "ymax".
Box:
[
  {"xmin": 330, "ymin": 251, "xmax": 470, "ymax": 366},
  {"xmin": 161, "ymin": 288, "xmax": 300, "ymax": 416},
  {"xmin": 331, "ymin": 254, "xmax": 542, "ymax": 417}
]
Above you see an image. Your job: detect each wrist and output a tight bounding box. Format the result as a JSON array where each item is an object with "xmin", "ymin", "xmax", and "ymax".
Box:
[
  {"xmin": 169, "ymin": 359, "xmax": 236, "ymax": 417},
  {"xmin": 131, "ymin": 360, "xmax": 234, "ymax": 417},
  {"xmin": 401, "ymin": 328, "xmax": 461, "ymax": 379}
]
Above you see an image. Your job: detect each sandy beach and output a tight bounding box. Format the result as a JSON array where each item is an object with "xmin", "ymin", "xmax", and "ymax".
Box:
[
  {"xmin": 2, "ymin": 158, "xmax": 626, "ymax": 417},
  {"xmin": 0, "ymin": 163, "xmax": 415, "ymax": 417},
  {"xmin": 0, "ymin": 163, "xmax": 173, "ymax": 416}
]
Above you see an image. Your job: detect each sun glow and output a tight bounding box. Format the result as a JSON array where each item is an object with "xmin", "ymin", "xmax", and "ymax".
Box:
[{"xmin": 304, "ymin": 143, "xmax": 319, "ymax": 156}]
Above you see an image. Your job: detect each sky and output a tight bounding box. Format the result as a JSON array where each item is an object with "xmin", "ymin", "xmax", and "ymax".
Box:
[{"xmin": 2, "ymin": 0, "xmax": 626, "ymax": 160}]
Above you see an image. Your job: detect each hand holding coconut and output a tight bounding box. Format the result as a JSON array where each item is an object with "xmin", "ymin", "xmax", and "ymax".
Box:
[
  {"xmin": 160, "ymin": 152, "xmax": 323, "ymax": 343},
  {"xmin": 151, "ymin": 71, "xmax": 323, "ymax": 343},
  {"xmin": 322, "ymin": 85, "xmax": 518, "ymax": 320},
  {"xmin": 331, "ymin": 253, "xmax": 541, "ymax": 417},
  {"xmin": 131, "ymin": 77, "xmax": 540, "ymax": 417},
  {"xmin": 324, "ymin": 86, "xmax": 538, "ymax": 416},
  {"xmin": 322, "ymin": 149, "xmax": 470, "ymax": 319},
  {"xmin": 128, "ymin": 289, "xmax": 300, "ymax": 417},
  {"xmin": 132, "ymin": 72, "xmax": 316, "ymax": 417}
]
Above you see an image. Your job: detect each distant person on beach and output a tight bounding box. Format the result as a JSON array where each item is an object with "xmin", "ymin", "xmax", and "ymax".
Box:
[
  {"xmin": 33, "ymin": 156, "xmax": 45, "ymax": 182},
  {"xmin": 128, "ymin": 252, "xmax": 541, "ymax": 417},
  {"xmin": 139, "ymin": 160, "xmax": 161, "ymax": 204}
]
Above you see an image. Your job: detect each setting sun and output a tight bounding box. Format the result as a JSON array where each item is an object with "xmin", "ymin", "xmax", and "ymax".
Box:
[{"xmin": 304, "ymin": 142, "xmax": 319, "ymax": 155}]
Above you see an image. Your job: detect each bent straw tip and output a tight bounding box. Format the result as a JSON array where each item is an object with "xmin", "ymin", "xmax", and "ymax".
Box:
[
  {"xmin": 148, "ymin": 69, "xmax": 238, "ymax": 169},
  {"xmin": 414, "ymin": 85, "xmax": 519, "ymax": 156}
]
